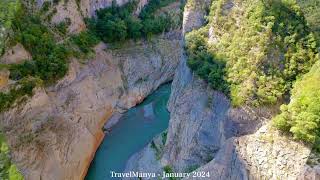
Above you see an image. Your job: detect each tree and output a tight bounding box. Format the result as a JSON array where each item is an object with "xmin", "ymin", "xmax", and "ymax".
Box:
[
  {"xmin": 125, "ymin": 17, "xmax": 142, "ymax": 40},
  {"xmin": 113, "ymin": 19, "xmax": 128, "ymax": 41},
  {"xmin": 89, "ymin": 0, "xmax": 177, "ymax": 42},
  {"xmin": 0, "ymin": 0, "xmax": 20, "ymax": 54},
  {"xmin": 185, "ymin": 0, "xmax": 319, "ymax": 106},
  {"xmin": 273, "ymin": 61, "xmax": 320, "ymax": 147},
  {"xmin": 71, "ymin": 31, "xmax": 100, "ymax": 53}
]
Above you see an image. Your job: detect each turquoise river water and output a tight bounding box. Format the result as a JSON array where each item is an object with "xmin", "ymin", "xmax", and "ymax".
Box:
[{"xmin": 86, "ymin": 84, "xmax": 171, "ymax": 180}]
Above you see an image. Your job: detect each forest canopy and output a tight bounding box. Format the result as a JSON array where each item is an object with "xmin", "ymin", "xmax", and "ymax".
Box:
[
  {"xmin": 185, "ymin": 0, "xmax": 319, "ymax": 107},
  {"xmin": 273, "ymin": 61, "xmax": 320, "ymax": 150},
  {"xmin": 87, "ymin": 0, "xmax": 179, "ymax": 43},
  {"xmin": 185, "ymin": 0, "xmax": 320, "ymax": 149},
  {"xmin": 0, "ymin": 0, "xmax": 20, "ymax": 54}
]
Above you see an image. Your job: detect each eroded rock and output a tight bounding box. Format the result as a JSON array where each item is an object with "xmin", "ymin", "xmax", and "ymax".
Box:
[
  {"xmin": 0, "ymin": 43, "xmax": 31, "ymax": 64},
  {"xmin": 125, "ymin": 0, "xmax": 317, "ymax": 179},
  {"xmin": 0, "ymin": 33, "xmax": 182, "ymax": 180}
]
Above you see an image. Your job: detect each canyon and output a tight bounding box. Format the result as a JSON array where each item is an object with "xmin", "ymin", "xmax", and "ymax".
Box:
[
  {"xmin": 0, "ymin": 16, "xmax": 182, "ymax": 179},
  {"xmin": 0, "ymin": 0, "xmax": 320, "ymax": 180},
  {"xmin": 124, "ymin": 0, "xmax": 320, "ymax": 179}
]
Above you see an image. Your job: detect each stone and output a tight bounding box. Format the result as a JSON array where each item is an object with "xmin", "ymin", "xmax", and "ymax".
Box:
[
  {"xmin": 0, "ymin": 69, "xmax": 9, "ymax": 90},
  {"xmin": 125, "ymin": 1, "xmax": 317, "ymax": 179},
  {"xmin": 0, "ymin": 43, "xmax": 31, "ymax": 64},
  {"xmin": 0, "ymin": 34, "xmax": 182, "ymax": 180},
  {"xmin": 50, "ymin": 0, "xmax": 150, "ymax": 34}
]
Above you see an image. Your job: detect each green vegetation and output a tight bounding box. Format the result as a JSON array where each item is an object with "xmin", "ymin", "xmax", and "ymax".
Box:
[
  {"xmin": 185, "ymin": 164, "xmax": 200, "ymax": 173},
  {"xmin": 163, "ymin": 165, "xmax": 174, "ymax": 173},
  {"xmin": 185, "ymin": 0, "xmax": 320, "ymax": 147},
  {"xmin": 0, "ymin": 132, "xmax": 24, "ymax": 180},
  {"xmin": 273, "ymin": 61, "xmax": 320, "ymax": 151},
  {"xmin": 88, "ymin": 0, "xmax": 178, "ymax": 43},
  {"xmin": 0, "ymin": 4, "xmax": 71, "ymax": 113},
  {"xmin": 139, "ymin": 0, "xmax": 177, "ymax": 19},
  {"xmin": 55, "ymin": 18, "xmax": 71, "ymax": 35},
  {"xmin": 0, "ymin": 0, "xmax": 20, "ymax": 54},
  {"xmin": 163, "ymin": 165, "xmax": 177, "ymax": 180},
  {"xmin": 161, "ymin": 131, "xmax": 167, "ymax": 145},
  {"xmin": 71, "ymin": 31, "xmax": 100, "ymax": 54},
  {"xmin": 0, "ymin": 77, "xmax": 41, "ymax": 113},
  {"xmin": 186, "ymin": 27, "xmax": 229, "ymax": 94},
  {"xmin": 10, "ymin": 7, "xmax": 70, "ymax": 84},
  {"xmin": 150, "ymin": 140, "xmax": 161, "ymax": 160},
  {"xmin": 186, "ymin": 0, "xmax": 319, "ymax": 106},
  {"xmin": 297, "ymin": 0, "xmax": 320, "ymax": 40},
  {"xmin": 0, "ymin": 0, "xmax": 19, "ymax": 28}
]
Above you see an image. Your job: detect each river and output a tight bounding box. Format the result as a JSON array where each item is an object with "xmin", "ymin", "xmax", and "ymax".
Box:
[{"xmin": 86, "ymin": 83, "xmax": 171, "ymax": 180}]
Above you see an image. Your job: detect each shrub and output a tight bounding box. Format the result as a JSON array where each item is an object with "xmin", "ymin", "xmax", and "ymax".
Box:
[
  {"xmin": 71, "ymin": 31, "xmax": 100, "ymax": 53},
  {"xmin": 88, "ymin": 0, "xmax": 178, "ymax": 43},
  {"xmin": 0, "ymin": 133, "xmax": 23, "ymax": 180},
  {"xmin": 139, "ymin": 0, "xmax": 176, "ymax": 19},
  {"xmin": 0, "ymin": 77, "xmax": 40, "ymax": 113},
  {"xmin": 297, "ymin": 0, "xmax": 320, "ymax": 40},
  {"xmin": 0, "ymin": 0, "xmax": 20, "ymax": 54},
  {"xmin": 163, "ymin": 165, "xmax": 176, "ymax": 180},
  {"xmin": 10, "ymin": 6, "xmax": 70, "ymax": 84},
  {"xmin": 125, "ymin": 16, "xmax": 143, "ymax": 40},
  {"xmin": 163, "ymin": 165, "xmax": 174, "ymax": 173},
  {"xmin": 185, "ymin": 27, "xmax": 229, "ymax": 94},
  {"xmin": 56, "ymin": 18, "xmax": 71, "ymax": 35},
  {"xmin": 273, "ymin": 61, "xmax": 320, "ymax": 148}
]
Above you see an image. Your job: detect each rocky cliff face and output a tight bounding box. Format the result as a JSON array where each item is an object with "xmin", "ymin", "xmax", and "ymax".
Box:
[
  {"xmin": 0, "ymin": 32, "xmax": 182, "ymax": 180},
  {"xmin": 79, "ymin": 0, "xmax": 149, "ymax": 17},
  {"xmin": 125, "ymin": 0, "xmax": 320, "ymax": 179},
  {"xmin": 37, "ymin": 0, "xmax": 149, "ymax": 33}
]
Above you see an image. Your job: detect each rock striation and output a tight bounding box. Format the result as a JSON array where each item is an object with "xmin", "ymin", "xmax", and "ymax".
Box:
[
  {"xmin": 43, "ymin": 0, "xmax": 149, "ymax": 34},
  {"xmin": 0, "ymin": 33, "xmax": 182, "ymax": 180},
  {"xmin": 125, "ymin": 0, "xmax": 319, "ymax": 179}
]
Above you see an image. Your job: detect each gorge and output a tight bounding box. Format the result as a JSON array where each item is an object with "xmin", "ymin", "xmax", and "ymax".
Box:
[
  {"xmin": 86, "ymin": 83, "xmax": 171, "ymax": 180},
  {"xmin": 0, "ymin": 0, "xmax": 320, "ymax": 180}
]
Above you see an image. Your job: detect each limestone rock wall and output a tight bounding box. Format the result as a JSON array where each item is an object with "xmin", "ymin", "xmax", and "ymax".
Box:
[
  {"xmin": 80, "ymin": 0, "xmax": 149, "ymax": 17},
  {"xmin": 236, "ymin": 125, "xmax": 311, "ymax": 179},
  {"xmin": 125, "ymin": 0, "xmax": 317, "ymax": 179},
  {"xmin": 48, "ymin": 0, "xmax": 149, "ymax": 34},
  {"xmin": 0, "ymin": 43, "xmax": 31, "ymax": 64},
  {"xmin": 166, "ymin": 0, "xmax": 315, "ymax": 179},
  {"xmin": 51, "ymin": 0, "xmax": 86, "ymax": 33},
  {"xmin": 0, "ymin": 33, "xmax": 182, "ymax": 180}
]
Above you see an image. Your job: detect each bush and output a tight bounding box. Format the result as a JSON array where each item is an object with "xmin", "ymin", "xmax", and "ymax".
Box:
[
  {"xmin": 55, "ymin": 18, "xmax": 71, "ymax": 35},
  {"xmin": 88, "ymin": 0, "xmax": 178, "ymax": 43},
  {"xmin": 297, "ymin": 0, "xmax": 320, "ymax": 40},
  {"xmin": 1, "ymin": 5, "xmax": 70, "ymax": 113},
  {"xmin": 71, "ymin": 31, "xmax": 100, "ymax": 53},
  {"xmin": 125, "ymin": 16, "xmax": 143, "ymax": 39},
  {"xmin": 139, "ymin": 0, "xmax": 176, "ymax": 19},
  {"xmin": 9, "ymin": 44, "xmax": 69, "ymax": 84},
  {"xmin": 0, "ymin": 77, "xmax": 40, "ymax": 113},
  {"xmin": 273, "ymin": 61, "xmax": 320, "ymax": 147},
  {"xmin": 163, "ymin": 165, "xmax": 176, "ymax": 180},
  {"xmin": 185, "ymin": 27, "xmax": 229, "ymax": 94},
  {"xmin": 0, "ymin": 133, "xmax": 23, "ymax": 180},
  {"xmin": 0, "ymin": 0, "xmax": 20, "ymax": 54},
  {"xmin": 10, "ymin": 7, "xmax": 70, "ymax": 84}
]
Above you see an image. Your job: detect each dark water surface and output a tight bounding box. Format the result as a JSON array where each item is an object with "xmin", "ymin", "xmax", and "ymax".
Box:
[{"xmin": 86, "ymin": 84, "xmax": 171, "ymax": 180}]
